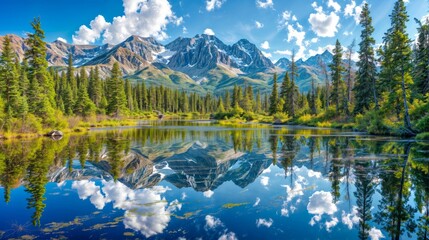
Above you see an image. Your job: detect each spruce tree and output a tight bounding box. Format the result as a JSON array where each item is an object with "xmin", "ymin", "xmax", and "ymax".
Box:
[
  {"xmin": 269, "ymin": 73, "xmax": 280, "ymax": 115},
  {"xmin": 345, "ymin": 40, "xmax": 355, "ymax": 115},
  {"xmin": 141, "ymin": 82, "xmax": 148, "ymax": 111},
  {"xmin": 74, "ymin": 68, "xmax": 95, "ymax": 117},
  {"xmin": 354, "ymin": 3, "xmax": 379, "ymax": 114},
  {"xmin": 0, "ymin": 35, "xmax": 20, "ymax": 117},
  {"xmin": 107, "ymin": 63, "xmax": 127, "ymax": 117},
  {"xmin": 255, "ymin": 90, "xmax": 261, "ymax": 113},
  {"xmin": 330, "ymin": 40, "xmax": 345, "ymax": 114},
  {"xmin": 25, "ymin": 18, "xmax": 56, "ymax": 119},
  {"xmin": 224, "ymin": 91, "xmax": 231, "ymax": 111},
  {"xmin": 379, "ymin": 0, "xmax": 414, "ymax": 131},
  {"xmin": 66, "ymin": 54, "xmax": 77, "ymax": 99},
  {"xmin": 289, "ymin": 51, "xmax": 299, "ymax": 117},
  {"xmin": 280, "ymin": 72, "xmax": 290, "ymax": 113},
  {"xmin": 413, "ymin": 18, "xmax": 429, "ymax": 97}
]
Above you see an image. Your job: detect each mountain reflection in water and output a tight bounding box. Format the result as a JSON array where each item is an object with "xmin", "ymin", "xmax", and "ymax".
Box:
[{"xmin": 0, "ymin": 121, "xmax": 428, "ymax": 239}]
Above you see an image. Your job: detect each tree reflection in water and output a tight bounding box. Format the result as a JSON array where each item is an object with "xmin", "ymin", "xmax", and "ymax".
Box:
[{"xmin": 0, "ymin": 122, "xmax": 428, "ymax": 239}]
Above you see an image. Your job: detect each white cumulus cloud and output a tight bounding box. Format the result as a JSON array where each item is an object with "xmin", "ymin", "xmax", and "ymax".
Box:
[
  {"xmin": 341, "ymin": 206, "xmax": 360, "ymax": 229},
  {"xmin": 344, "ymin": 0, "xmax": 364, "ymax": 24},
  {"xmin": 205, "ymin": 215, "xmax": 223, "ymax": 229},
  {"xmin": 274, "ymin": 50, "xmax": 292, "ymax": 55},
  {"xmin": 325, "ymin": 217, "xmax": 339, "ymax": 232},
  {"xmin": 73, "ymin": 0, "xmax": 180, "ymax": 45},
  {"xmin": 72, "ymin": 180, "xmax": 105, "ymax": 209},
  {"xmin": 255, "ymin": 21, "xmax": 264, "ymax": 29},
  {"xmin": 369, "ymin": 227, "xmax": 385, "ymax": 240},
  {"xmin": 260, "ymin": 176, "xmax": 270, "ymax": 186},
  {"xmin": 72, "ymin": 15, "xmax": 110, "ymax": 44},
  {"xmin": 206, "ymin": 0, "xmax": 226, "ymax": 12},
  {"xmin": 203, "ymin": 190, "xmax": 214, "ymax": 198},
  {"xmin": 204, "ymin": 28, "xmax": 215, "ymax": 35},
  {"xmin": 260, "ymin": 41, "xmax": 270, "ymax": 50},
  {"xmin": 256, "ymin": 218, "xmax": 273, "ymax": 228},
  {"xmin": 256, "ymin": 0, "xmax": 273, "ymax": 9},
  {"xmin": 219, "ymin": 232, "xmax": 237, "ymax": 240},
  {"xmin": 307, "ymin": 191, "xmax": 338, "ymax": 215},
  {"xmin": 308, "ymin": 10, "xmax": 340, "ymax": 37},
  {"xmin": 328, "ymin": 0, "xmax": 341, "ymax": 13},
  {"xmin": 72, "ymin": 180, "xmax": 176, "ymax": 238},
  {"xmin": 286, "ymin": 23, "xmax": 306, "ymax": 59}
]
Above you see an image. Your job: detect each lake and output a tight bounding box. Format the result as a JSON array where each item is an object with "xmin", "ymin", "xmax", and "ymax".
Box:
[{"xmin": 0, "ymin": 121, "xmax": 428, "ymax": 239}]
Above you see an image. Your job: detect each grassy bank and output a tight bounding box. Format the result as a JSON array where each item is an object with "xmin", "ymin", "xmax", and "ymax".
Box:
[{"xmin": 0, "ymin": 112, "xmax": 212, "ymax": 140}]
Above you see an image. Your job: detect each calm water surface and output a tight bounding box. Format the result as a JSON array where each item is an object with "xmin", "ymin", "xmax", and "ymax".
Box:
[{"xmin": 0, "ymin": 121, "xmax": 428, "ymax": 239}]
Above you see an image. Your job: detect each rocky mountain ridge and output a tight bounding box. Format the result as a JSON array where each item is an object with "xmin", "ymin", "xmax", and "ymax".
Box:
[{"xmin": 0, "ymin": 34, "xmax": 337, "ymax": 93}]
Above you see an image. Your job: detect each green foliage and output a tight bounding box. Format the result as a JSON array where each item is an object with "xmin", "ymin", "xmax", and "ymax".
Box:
[
  {"xmin": 355, "ymin": 110, "xmax": 391, "ymax": 135},
  {"xmin": 354, "ymin": 3, "xmax": 379, "ymax": 114},
  {"xmin": 107, "ymin": 63, "xmax": 127, "ymax": 117},
  {"xmin": 269, "ymin": 73, "xmax": 281, "ymax": 115},
  {"xmin": 416, "ymin": 115, "xmax": 429, "ymax": 132},
  {"xmin": 329, "ymin": 39, "xmax": 346, "ymax": 114},
  {"xmin": 416, "ymin": 132, "xmax": 429, "ymax": 140}
]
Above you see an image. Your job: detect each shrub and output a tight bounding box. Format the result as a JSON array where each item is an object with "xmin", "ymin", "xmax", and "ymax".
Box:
[
  {"xmin": 316, "ymin": 121, "xmax": 332, "ymax": 128},
  {"xmin": 297, "ymin": 114, "xmax": 312, "ymax": 124},
  {"xmin": 416, "ymin": 115, "xmax": 429, "ymax": 132},
  {"xmin": 416, "ymin": 132, "xmax": 429, "ymax": 141},
  {"xmin": 273, "ymin": 113, "xmax": 290, "ymax": 123},
  {"xmin": 356, "ymin": 110, "xmax": 391, "ymax": 135},
  {"xmin": 21, "ymin": 114, "xmax": 43, "ymax": 133}
]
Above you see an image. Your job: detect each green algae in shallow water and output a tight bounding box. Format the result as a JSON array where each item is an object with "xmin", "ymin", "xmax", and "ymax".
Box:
[
  {"xmin": 123, "ymin": 232, "xmax": 135, "ymax": 237},
  {"xmin": 141, "ymin": 200, "xmax": 168, "ymax": 206},
  {"xmin": 10, "ymin": 235, "xmax": 37, "ymax": 240},
  {"xmin": 82, "ymin": 216, "xmax": 124, "ymax": 232},
  {"xmin": 222, "ymin": 202, "xmax": 249, "ymax": 209},
  {"xmin": 173, "ymin": 210, "xmax": 202, "ymax": 219},
  {"xmin": 42, "ymin": 218, "xmax": 83, "ymax": 233}
]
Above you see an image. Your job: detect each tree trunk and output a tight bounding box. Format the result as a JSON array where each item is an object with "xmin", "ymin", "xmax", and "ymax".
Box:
[
  {"xmin": 372, "ymin": 75, "xmax": 379, "ymax": 110},
  {"xmin": 401, "ymin": 70, "xmax": 414, "ymax": 133},
  {"xmin": 395, "ymin": 143, "xmax": 411, "ymax": 240}
]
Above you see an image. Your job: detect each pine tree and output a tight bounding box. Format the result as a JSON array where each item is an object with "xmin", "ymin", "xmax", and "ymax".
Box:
[
  {"xmin": 25, "ymin": 18, "xmax": 56, "ymax": 119},
  {"xmin": 217, "ymin": 97, "xmax": 225, "ymax": 112},
  {"xmin": 232, "ymin": 85, "xmax": 242, "ymax": 108},
  {"xmin": 269, "ymin": 73, "xmax": 280, "ymax": 115},
  {"xmin": 74, "ymin": 68, "xmax": 95, "ymax": 117},
  {"xmin": 88, "ymin": 66, "xmax": 103, "ymax": 109},
  {"xmin": 0, "ymin": 36, "xmax": 21, "ymax": 117},
  {"xmin": 141, "ymin": 82, "xmax": 148, "ymax": 111},
  {"xmin": 255, "ymin": 90, "xmax": 262, "ymax": 113},
  {"xmin": 345, "ymin": 40, "xmax": 355, "ymax": 115},
  {"xmin": 19, "ymin": 59, "xmax": 30, "ymax": 98},
  {"xmin": 330, "ymin": 40, "xmax": 345, "ymax": 114},
  {"xmin": 107, "ymin": 63, "xmax": 127, "ymax": 117},
  {"xmin": 224, "ymin": 91, "xmax": 231, "ymax": 111},
  {"xmin": 319, "ymin": 58, "xmax": 330, "ymax": 109},
  {"xmin": 413, "ymin": 17, "xmax": 429, "ymax": 97},
  {"xmin": 280, "ymin": 72, "xmax": 290, "ymax": 113},
  {"xmin": 289, "ymin": 51, "xmax": 299, "ymax": 117},
  {"xmin": 124, "ymin": 79, "xmax": 134, "ymax": 111},
  {"xmin": 379, "ymin": 0, "xmax": 414, "ymax": 132},
  {"xmin": 354, "ymin": 3, "xmax": 379, "ymax": 114},
  {"xmin": 66, "ymin": 54, "xmax": 77, "ymax": 99}
]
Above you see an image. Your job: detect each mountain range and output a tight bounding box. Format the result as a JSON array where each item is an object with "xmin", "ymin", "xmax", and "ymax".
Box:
[{"xmin": 0, "ymin": 33, "xmax": 336, "ymax": 93}]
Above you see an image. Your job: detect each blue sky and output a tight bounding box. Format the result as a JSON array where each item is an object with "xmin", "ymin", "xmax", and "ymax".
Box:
[{"xmin": 0, "ymin": 0, "xmax": 428, "ymax": 61}]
